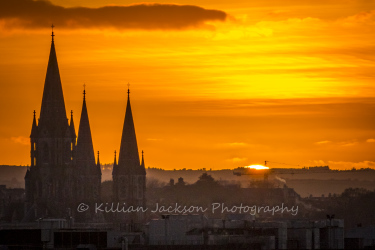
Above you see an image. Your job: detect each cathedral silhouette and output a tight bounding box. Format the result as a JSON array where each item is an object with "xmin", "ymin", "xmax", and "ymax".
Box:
[{"xmin": 24, "ymin": 29, "xmax": 146, "ymax": 223}]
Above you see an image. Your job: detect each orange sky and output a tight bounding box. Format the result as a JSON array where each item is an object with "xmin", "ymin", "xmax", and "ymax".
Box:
[{"xmin": 0, "ymin": 0, "xmax": 374, "ymax": 170}]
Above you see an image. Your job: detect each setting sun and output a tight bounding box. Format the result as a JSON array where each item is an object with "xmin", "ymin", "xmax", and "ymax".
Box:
[{"xmin": 246, "ymin": 165, "xmax": 270, "ymax": 170}]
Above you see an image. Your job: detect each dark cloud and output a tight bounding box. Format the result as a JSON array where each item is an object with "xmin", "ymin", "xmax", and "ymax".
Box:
[{"xmin": 0, "ymin": 0, "xmax": 227, "ymax": 30}]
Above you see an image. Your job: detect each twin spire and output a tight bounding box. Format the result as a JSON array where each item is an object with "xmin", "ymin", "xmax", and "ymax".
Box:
[{"xmin": 38, "ymin": 26, "xmax": 145, "ymax": 172}]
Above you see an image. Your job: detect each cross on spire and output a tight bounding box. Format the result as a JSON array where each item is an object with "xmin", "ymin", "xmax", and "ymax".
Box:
[
  {"xmin": 83, "ymin": 84, "xmax": 86, "ymax": 100},
  {"xmin": 33, "ymin": 110, "xmax": 36, "ymax": 118},
  {"xmin": 97, "ymin": 151, "xmax": 100, "ymax": 166},
  {"xmin": 127, "ymin": 83, "xmax": 130, "ymax": 98},
  {"xmin": 70, "ymin": 110, "xmax": 73, "ymax": 117},
  {"xmin": 51, "ymin": 24, "xmax": 55, "ymax": 42}
]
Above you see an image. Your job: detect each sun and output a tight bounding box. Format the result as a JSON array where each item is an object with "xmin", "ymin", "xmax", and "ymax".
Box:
[{"xmin": 245, "ymin": 165, "xmax": 270, "ymax": 170}]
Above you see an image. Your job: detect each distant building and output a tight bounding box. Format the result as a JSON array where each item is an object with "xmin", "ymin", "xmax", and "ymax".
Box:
[
  {"xmin": 149, "ymin": 214, "xmax": 205, "ymax": 245},
  {"xmin": 316, "ymin": 219, "xmax": 344, "ymax": 249},
  {"xmin": 0, "ymin": 185, "xmax": 24, "ymax": 222},
  {"xmin": 148, "ymin": 214, "xmax": 286, "ymax": 249},
  {"xmin": 147, "ymin": 214, "xmax": 346, "ymax": 249},
  {"xmin": 345, "ymin": 225, "xmax": 375, "ymax": 249},
  {"xmin": 287, "ymin": 220, "xmax": 320, "ymax": 249}
]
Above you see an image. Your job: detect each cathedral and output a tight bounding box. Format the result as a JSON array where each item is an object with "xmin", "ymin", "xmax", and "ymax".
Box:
[{"xmin": 24, "ymin": 29, "xmax": 146, "ymax": 223}]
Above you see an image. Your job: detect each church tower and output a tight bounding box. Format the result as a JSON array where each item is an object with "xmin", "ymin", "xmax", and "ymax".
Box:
[
  {"xmin": 112, "ymin": 88, "xmax": 146, "ymax": 225},
  {"xmin": 75, "ymin": 87, "xmax": 101, "ymax": 202},
  {"xmin": 25, "ymin": 27, "xmax": 77, "ymax": 218}
]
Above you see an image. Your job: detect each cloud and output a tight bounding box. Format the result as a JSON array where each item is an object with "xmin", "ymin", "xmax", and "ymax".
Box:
[
  {"xmin": 367, "ymin": 139, "xmax": 375, "ymax": 143},
  {"xmin": 0, "ymin": 0, "xmax": 227, "ymax": 30},
  {"xmin": 328, "ymin": 161, "xmax": 375, "ymax": 169},
  {"xmin": 11, "ymin": 136, "xmax": 29, "ymax": 145},
  {"xmin": 312, "ymin": 160, "xmax": 326, "ymax": 166},
  {"xmin": 218, "ymin": 142, "xmax": 248, "ymax": 147},
  {"xmin": 227, "ymin": 157, "xmax": 247, "ymax": 163},
  {"xmin": 339, "ymin": 141, "xmax": 358, "ymax": 147},
  {"xmin": 338, "ymin": 10, "xmax": 375, "ymax": 27},
  {"xmin": 315, "ymin": 140, "xmax": 331, "ymax": 145}
]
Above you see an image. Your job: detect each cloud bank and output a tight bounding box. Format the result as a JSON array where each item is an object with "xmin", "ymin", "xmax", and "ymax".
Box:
[{"xmin": 0, "ymin": 0, "xmax": 227, "ymax": 30}]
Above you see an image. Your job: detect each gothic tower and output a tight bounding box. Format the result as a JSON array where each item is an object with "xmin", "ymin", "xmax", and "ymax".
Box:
[
  {"xmin": 75, "ymin": 88, "xmax": 101, "ymax": 202},
  {"xmin": 112, "ymin": 88, "xmax": 146, "ymax": 225},
  {"xmin": 25, "ymin": 28, "xmax": 76, "ymax": 219}
]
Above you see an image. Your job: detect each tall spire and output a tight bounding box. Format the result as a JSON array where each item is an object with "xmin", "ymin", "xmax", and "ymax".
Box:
[
  {"xmin": 118, "ymin": 87, "xmax": 141, "ymax": 174},
  {"xmin": 38, "ymin": 27, "xmax": 68, "ymax": 137},
  {"xmin": 76, "ymin": 87, "xmax": 96, "ymax": 173},
  {"xmin": 30, "ymin": 110, "xmax": 38, "ymax": 138}
]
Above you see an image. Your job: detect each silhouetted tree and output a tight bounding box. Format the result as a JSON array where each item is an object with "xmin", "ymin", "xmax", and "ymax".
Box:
[
  {"xmin": 196, "ymin": 173, "xmax": 216, "ymax": 184},
  {"xmin": 176, "ymin": 177, "xmax": 185, "ymax": 186}
]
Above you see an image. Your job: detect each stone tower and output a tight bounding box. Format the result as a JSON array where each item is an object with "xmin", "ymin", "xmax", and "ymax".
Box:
[
  {"xmin": 25, "ymin": 29, "xmax": 76, "ymax": 219},
  {"xmin": 24, "ymin": 29, "xmax": 101, "ymax": 221},
  {"xmin": 112, "ymin": 88, "xmax": 146, "ymax": 226}
]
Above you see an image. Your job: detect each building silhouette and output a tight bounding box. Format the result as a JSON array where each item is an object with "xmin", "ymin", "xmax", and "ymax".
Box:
[
  {"xmin": 24, "ymin": 30, "xmax": 101, "ymax": 221},
  {"xmin": 112, "ymin": 88, "xmax": 147, "ymax": 225},
  {"xmin": 23, "ymin": 29, "xmax": 146, "ymax": 224}
]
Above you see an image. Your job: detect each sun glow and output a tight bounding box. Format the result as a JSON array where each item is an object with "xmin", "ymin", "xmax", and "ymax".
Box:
[{"xmin": 245, "ymin": 165, "xmax": 270, "ymax": 170}]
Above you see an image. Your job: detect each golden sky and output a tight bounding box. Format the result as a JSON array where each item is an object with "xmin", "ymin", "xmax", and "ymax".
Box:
[{"xmin": 0, "ymin": 0, "xmax": 374, "ymax": 170}]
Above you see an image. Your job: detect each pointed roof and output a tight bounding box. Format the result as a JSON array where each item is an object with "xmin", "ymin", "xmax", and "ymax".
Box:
[
  {"xmin": 141, "ymin": 150, "xmax": 144, "ymax": 168},
  {"xmin": 25, "ymin": 168, "xmax": 30, "ymax": 179},
  {"xmin": 112, "ymin": 150, "xmax": 118, "ymax": 176},
  {"xmin": 38, "ymin": 31, "xmax": 68, "ymax": 137},
  {"xmin": 140, "ymin": 150, "xmax": 146, "ymax": 175},
  {"xmin": 76, "ymin": 89, "xmax": 96, "ymax": 173},
  {"xmin": 118, "ymin": 89, "xmax": 141, "ymax": 175},
  {"xmin": 30, "ymin": 110, "xmax": 38, "ymax": 138},
  {"xmin": 70, "ymin": 110, "xmax": 76, "ymax": 138},
  {"xmin": 97, "ymin": 151, "xmax": 102, "ymax": 175}
]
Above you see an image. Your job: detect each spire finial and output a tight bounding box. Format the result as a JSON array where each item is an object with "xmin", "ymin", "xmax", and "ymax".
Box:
[
  {"xmin": 70, "ymin": 110, "xmax": 73, "ymax": 118},
  {"xmin": 33, "ymin": 110, "xmax": 36, "ymax": 118},
  {"xmin": 114, "ymin": 150, "xmax": 117, "ymax": 165},
  {"xmin": 51, "ymin": 24, "xmax": 55, "ymax": 42},
  {"xmin": 142, "ymin": 150, "xmax": 144, "ymax": 157},
  {"xmin": 127, "ymin": 83, "xmax": 130, "ymax": 98},
  {"xmin": 97, "ymin": 150, "xmax": 100, "ymax": 165},
  {"xmin": 83, "ymin": 83, "xmax": 86, "ymax": 100}
]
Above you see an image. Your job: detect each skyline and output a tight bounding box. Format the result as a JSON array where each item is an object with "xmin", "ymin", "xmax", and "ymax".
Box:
[{"xmin": 0, "ymin": 0, "xmax": 374, "ymax": 170}]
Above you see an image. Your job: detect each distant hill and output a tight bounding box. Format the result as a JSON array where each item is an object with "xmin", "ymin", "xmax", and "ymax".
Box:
[
  {"xmin": 2, "ymin": 165, "xmax": 375, "ymax": 196},
  {"xmin": 0, "ymin": 165, "xmax": 27, "ymax": 188}
]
